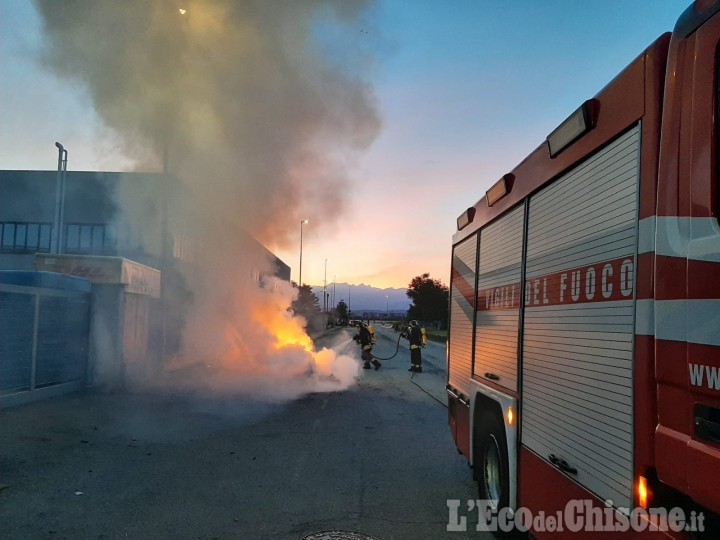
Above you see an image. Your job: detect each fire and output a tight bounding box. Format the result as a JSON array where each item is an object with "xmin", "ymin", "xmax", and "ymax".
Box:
[
  {"xmin": 172, "ymin": 277, "xmax": 357, "ymax": 398},
  {"xmin": 214, "ymin": 280, "xmax": 340, "ymax": 380},
  {"xmin": 252, "ymin": 303, "xmax": 314, "ymax": 353},
  {"xmin": 248, "ymin": 292, "xmax": 314, "ymax": 353}
]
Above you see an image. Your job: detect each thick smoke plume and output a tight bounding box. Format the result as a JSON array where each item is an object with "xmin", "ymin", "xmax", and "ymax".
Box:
[
  {"xmin": 33, "ymin": 0, "xmax": 380, "ymax": 242},
  {"xmin": 32, "ymin": 0, "xmax": 380, "ymax": 398}
]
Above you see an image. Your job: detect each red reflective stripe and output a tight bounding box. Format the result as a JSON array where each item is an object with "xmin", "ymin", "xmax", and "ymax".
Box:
[
  {"xmin": 688, "ymin": 259, "xmax": 720, "ymax": 299},
  {"xmin": 636, "ymin": 252, "xmax": 654, "ymax": 301},
  {"xmin": 524, "ymin": 256, "xmax": 635, "ymax": 308},
  {"xmin": 476, "ymin": 283, "xmax": 521, "ymax": 311},
  {"xmin": 451, "ymin": 267, "xmax": 475, "ymax": 309},
  {"xmin": 655, "ymin": 256, "xmax": 720, "ymax": 300},
  {"xmin": 655, "ymin": 255, "xmax": 686, "ymax": 300}
]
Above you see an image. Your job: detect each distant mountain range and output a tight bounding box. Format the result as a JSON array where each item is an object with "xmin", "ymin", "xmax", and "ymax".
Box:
[{"xmin": 311, "ymin": 282, "xmax": 409, "ymax": 314}]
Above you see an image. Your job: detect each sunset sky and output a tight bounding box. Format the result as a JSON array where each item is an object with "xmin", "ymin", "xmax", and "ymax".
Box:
[{"xmin": 0, "ymin": 0, "xmax": 690, "ymax": 290}]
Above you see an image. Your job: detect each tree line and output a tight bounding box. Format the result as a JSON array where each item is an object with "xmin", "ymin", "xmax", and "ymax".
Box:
[{"xmin": 291, "ymin": 273, "xmax": 448, "ymax": 327}]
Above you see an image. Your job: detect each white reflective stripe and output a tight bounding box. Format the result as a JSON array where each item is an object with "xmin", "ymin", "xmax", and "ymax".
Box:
[
  {"xmin": 652, "ymin": 216, "xmax": 720, "ymax": 262},
  {"xmin": 655, "ymin": 300, "xmax": 688, "ymax": 342},
  {"xmin": 687, "ymin": 300, "xmax": 720, "ymax": 347},
  {"xmin": 635, "ymin": 299, "xmax": 654, "ymax": 336},
  {"xmin": 689, "ymin": 218, "xmax": 720, "ymax": 263},
  {"xmin": 638, "ymin": 217, "xmax": 656, "ymax": 255},
  {"xmin": 653, "ymin": 300, "xmax": 720, "ymax": 346},
  {"xmin": 654, "ymin": 216, "xmax": 690, "ymax": 258}
]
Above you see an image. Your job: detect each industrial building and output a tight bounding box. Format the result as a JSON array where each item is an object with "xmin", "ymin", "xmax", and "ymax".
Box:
[{"xmin": 0, "ymin": 169, "xmax": 290, "ymax": 407}]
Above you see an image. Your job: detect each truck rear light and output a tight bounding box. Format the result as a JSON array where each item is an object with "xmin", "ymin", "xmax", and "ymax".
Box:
[
  {"xmin": 507, "ymin": 406, "xmax": 514, "ymax": 426},
  {"xmin": 637, "ymin": 475, "xmax": 650, "ymax": 509}
]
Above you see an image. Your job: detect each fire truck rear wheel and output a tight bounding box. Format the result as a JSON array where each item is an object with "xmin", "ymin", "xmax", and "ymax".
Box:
[{"xmin": 475, "ymin": 410, "xmax": 510, "ymax": 518}]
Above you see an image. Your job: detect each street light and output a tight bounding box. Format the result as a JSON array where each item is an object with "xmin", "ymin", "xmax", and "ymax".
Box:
[
  {"xmin": 299, "ymin": 219, "xmax": 308, "ymax": 286},
  {"xmin": 51, "ymin": 142, "xmax": 68, "ymax": 254},
  {"xmin": 323, "ymin": 258, "xmax": 328, "ymax": 312}
]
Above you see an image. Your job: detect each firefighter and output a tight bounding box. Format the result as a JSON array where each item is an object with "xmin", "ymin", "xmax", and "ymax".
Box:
[
  {"xmin": 354, "ymin": 322, "xmax": 381, "ymax": 370},
  {"xmin": 404, "ymin": 320, "xmax": 424, "ymax": 373}
]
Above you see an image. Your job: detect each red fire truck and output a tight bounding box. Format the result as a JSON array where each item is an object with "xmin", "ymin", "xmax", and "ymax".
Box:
[{"xmin": 447, "ymin": 1, "xmax": 720, "ymax": 537}]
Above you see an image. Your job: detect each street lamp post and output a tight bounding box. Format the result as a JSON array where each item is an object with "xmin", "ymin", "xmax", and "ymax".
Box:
[
  {"xmin": 386, "ymin": 295, "xmax": 389, "ymax": 317},
  {"xmin": 323, "ymin": 258, "xmax": 328, "ymax": 312},
  {"xmin": 51, "ymin": 142, "xmax": 68, "ymax": 254},
  {"xmin": 299, "ymin": 219, "xmax": 308, "ymax": 286}
]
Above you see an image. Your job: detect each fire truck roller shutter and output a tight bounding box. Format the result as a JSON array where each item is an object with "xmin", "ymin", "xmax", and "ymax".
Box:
[
  {"xmin": 474, "ymin": 204, "xmax": 524, "ymax": 393},
  {"xmin": 449, "ymin": 233, "xmax": 478, "ymax": 397},
  {"xmin": 521, "ymin": 125, "xmax": 640, "ymax": 510}
]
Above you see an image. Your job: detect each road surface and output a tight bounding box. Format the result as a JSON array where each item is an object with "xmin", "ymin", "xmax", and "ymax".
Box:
[{"xmin": 0, "ymin": 326, "xmax": 489, "ymax": 540}]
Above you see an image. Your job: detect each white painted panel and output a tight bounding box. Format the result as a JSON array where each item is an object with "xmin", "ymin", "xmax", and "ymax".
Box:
[{"xmin": 522, "ymin": 125, "xmax": 640, "ymax": 509}]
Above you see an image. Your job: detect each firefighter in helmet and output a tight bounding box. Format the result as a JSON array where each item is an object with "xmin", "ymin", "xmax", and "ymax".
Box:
[
  {"xmin": 354, "ymin": 322, "xmax": 381, "ymax": 370},
  {"xmin": 403, "ymin": 320, "xmax": 426, "ymax": 373}
]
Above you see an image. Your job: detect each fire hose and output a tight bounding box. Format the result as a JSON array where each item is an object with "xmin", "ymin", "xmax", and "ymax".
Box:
[{"xmin": 368, "ymin": 331, "xmax": 406, "ymax": 361}]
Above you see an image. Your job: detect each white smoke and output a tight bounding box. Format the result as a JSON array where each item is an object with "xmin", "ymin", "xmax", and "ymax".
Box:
[{"xmin": 32, "ymin": 0, "xmax": 380, "ymax": 399}]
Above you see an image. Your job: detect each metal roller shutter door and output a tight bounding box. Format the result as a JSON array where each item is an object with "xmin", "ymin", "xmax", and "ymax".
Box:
[
  {"xmin": 449, "ymin": 234, "xmax": 478, "ymax": 396},
  {"xmin": 475, "ymin": 204, "xmax": 524, "ymax": 392},
  {"xmin": 522, "ymin": 125, "xmax": 640, "ymax": 509}
]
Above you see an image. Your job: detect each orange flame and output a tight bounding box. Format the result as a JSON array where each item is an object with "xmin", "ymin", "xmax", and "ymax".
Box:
[
  {"xmin": 164, "ymin": 278, "xmax": 358, "ymax": 398},
  {"xmin": 249, "ymin": 295, "xmax": 313, "ymax": 353}
]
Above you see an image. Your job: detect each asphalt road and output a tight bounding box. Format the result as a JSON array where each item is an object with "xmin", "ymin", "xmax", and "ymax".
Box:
[{"xmin": 0, "ymin": 326, "xmax": 489, "ymax": 540}]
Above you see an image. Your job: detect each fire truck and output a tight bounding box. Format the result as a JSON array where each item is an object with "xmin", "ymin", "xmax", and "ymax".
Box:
[{"xmin": 447, "ymin": 1, "xmax": 720, "ymax": 537}]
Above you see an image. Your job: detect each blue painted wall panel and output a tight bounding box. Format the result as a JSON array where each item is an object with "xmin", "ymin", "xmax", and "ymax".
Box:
[
  {"xmin": 35, "ymin": 296, "xmax": 89, "ymax": 387},
  {"xmin": 0, "ymin": 291, "xmax": 34, "ymax": 394}
]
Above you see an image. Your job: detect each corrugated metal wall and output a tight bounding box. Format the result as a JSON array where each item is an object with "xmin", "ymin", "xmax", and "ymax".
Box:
[
  {"xmin": 521, "ymin": 125, "xmax": 640, "ymax": 509},
  {"xmin": 449, "ymin": 234, "xmax": 478, "ymax": 396}
]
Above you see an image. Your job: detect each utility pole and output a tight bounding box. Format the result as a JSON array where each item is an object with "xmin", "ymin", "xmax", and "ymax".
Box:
[
  {"xmin": 323, "ymin": 258, "xmax": 328, "ymax": 312},
  {"xmin": 51, "ymin": 142, "xmax": 68, "ymax": 254},
  {"xmin": 299, "ymin": 219, "xmax": 308, "ymax": 285}
]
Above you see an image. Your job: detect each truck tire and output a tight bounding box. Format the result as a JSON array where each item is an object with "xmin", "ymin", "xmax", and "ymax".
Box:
[{"xmin": 475, "ymin": 409, "xmax": 511, "ymax": 535}]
